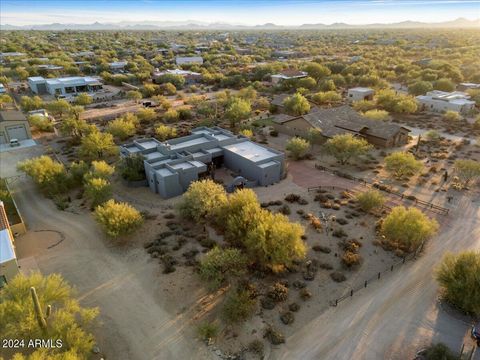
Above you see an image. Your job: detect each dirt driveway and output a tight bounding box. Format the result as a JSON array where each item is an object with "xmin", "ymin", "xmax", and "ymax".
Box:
[{"xmin": 1, "ymin": 148, "xmax": 213, "ymax": 360}]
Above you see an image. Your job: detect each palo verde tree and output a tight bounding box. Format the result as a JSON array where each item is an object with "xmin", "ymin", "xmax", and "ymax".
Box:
[
  {"xmin": 356, "ymin": 189, "xmax": 385, "ymax": 213},
  {"xmin": 18, "ymin": 156, "xmax": 69, "ymax": 196},
  {"xmin": 436, "ymin": 251, "xmax": 480, "ymax": 316},
  {"xmin": 199, "ymin": 247, "xmax": 248, "ymax": 289},
  {"xmin": 323, "ymin": 133, "xmax": 372, "ymax": 165},
  {"xmin": 286, "ymin": 137, "xmax": 310, "ymax": 160},
  {"xmin": 178, "ymin": 179, "xmax": 227, "ymax": 222},
  {"xmin": 381, "ymin": 206, "xmax": 439, "ymax": 252},
  {"xmin": 454, "ymin": 159, "xmax": 480, "ymax": 187},
  {"xmin": 384, "ymin": 152, "xmax": 423, "ymax": 179},
  {"xmin": 224, "ymin": 97, "xmax": 252, "ymax": 128},
  {"xmin": 282, "ymin": 93, "xmax": 310, "ymax": 116},
  {"xmin": 79, "ymin": 130, "xmax": 118, "ymax": 161},
  {"xmin": 94, "ymin": 199, "xmax": 143, "ymax": 238},
  {"xmin": 0, "ymin": 272, "xmax": 98, "ymax": 359}
]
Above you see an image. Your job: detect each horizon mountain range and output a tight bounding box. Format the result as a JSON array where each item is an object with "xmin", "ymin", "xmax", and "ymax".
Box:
[{"xmin": 1, "ymin": 17, "xmax": 479, "ymax": 31}]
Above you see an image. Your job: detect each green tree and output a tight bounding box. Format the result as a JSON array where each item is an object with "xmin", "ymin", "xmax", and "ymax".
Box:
[
  {"xmin": 178, "ymin": 179, "xmax": 227, "ymax": 222},
  {"xmin": 0, "ymin": 272, "xmax": 98, "ymax": 359},
  {"xmin": 85, "ymin": 177, "xmax": 112, "ymax": 207},
  {"xmin": 155, "ymin": 124, "xmax": 177, "ymax": 141},
  {"xmin": 323, "ymin": 134, "xmax": 372, "ymax": 165},
  {"xmin": 79, "ymin": 131, "xmax": 118, "ymax": 160},
  {"xmin": 94, "ymin": 199, "xmax": 143, "ymax": 238},
  {"xmin": 87, "ymin": 160, "xmax": 115, "ymax": 179},
  {"xmin": 225, "ymin": 97, "xmax": 252, "ymax": 128},
  {"xmin": 381, "ymin": 206, "xmax": 439, "ymax": 252},
  {"xmin": 45, "ymin": 99, "xmax": 71, "ymax": 118},
  {"xmin": 0, "ymin": 94, "xmax": 13, "ymax": 108},
  {"xmin": 408, "ymin": 81, "xmax": 433, "ymax": 96},
  {"xmin": 362, "ymin": 109, "xmax": 389, "ymax": 121},
  {"xmin": 20, "ymin": 95, "xmax": 43, "ymax": 112},
  {"xmin": 28, "ymin": 114, "xmax": 54, "ymax": 132},
  {"xmin": 433, "ymin": 78, "xmax": 455, "ymax": 92},
  {"xmin": 303, "ymin": 62, "xmax": 331, "ymax": 81},
  {"xmin": 74, "ymin": 93, "xmax": 93, "ymax": 106},
  {"xmin": 436, "ymin": 251, "xmax": 480, "ymax": 316},
  {"xmin": 155, "ymin": 74, "xmax": 185, "ymax": 89},
  {"xmin": 282, "ymin": 93, "xmax": 310, "ymax": 116},
  {"xmin": 239, "ymin": 128, "xmax": 253, "ymax": 138},
  {"xmin": 126, "ymin": 90, "xmax": 143, "ymax": 102},
  {"xmin": 137, "ymin": 108, "xmax": 156, "ymax": 123},
  {"xmin": 319, "ymin": 79, "xmax": 336, "ymax": 92},
  {"xmin": 163, "ymin": 108, "xmax": 179, "ymax": 123},
  {"xmin": 18, "ymin": 156, "xmax": 68, "ymax": 196},
  {"xmin": 307, "ymin": 128, "xmax": 323, "ymax": 145},
  {"xmin": 297, "ymin": 76, "xmax": 317, "ymax": 90},
  {"xmin": 118, "ymin": 154, "xmax": 146, "ymax": 181},
  {"xmin": 107, "ymin": 116, "xmax": 137, "ymax": 140},
  {"xmin": 311, "ymin": 91, "xmax": 341, "ymax": 105},
  {"xmin": 238, "ymin": 87, "xmax": 258, "ymax": 102},
  {"xmin": 286, "ymin": 137, "xmax": 310, "ymax": 160},
  {"xmin": 199, "ymin": 247, "xmax": 248, "ymax": 289},
  {"xmin": 454, "ymin": 159, "xmax": 480, "ymax": 186},
  {"xmin": 160, "ymin": 82, "xmax": 177, "ymax": 96},
  {"xmin": 356, "ymin": 189, "xmax": 385, "ymax": 212},
  {"xmin": 384, "ymin": 152, "xmax": 423, "ymax": 179},
  {"xmin": 352, "ymin": 100, "xmax": 376, "ymax": 112}
]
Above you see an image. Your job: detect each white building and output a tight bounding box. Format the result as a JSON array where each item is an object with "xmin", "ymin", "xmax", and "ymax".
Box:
[
  {"xmin": 109, "ymin": 61, "xmax": 128, "ymax": 73},
  {"xmin": 0, "ymin": 201, "xmax": 19, "ymax": 287},
  {"xmin": 271, "ymin": 70, "xmax": 308, "ymax": 84},
  {"xmin": 28, "ymin": 76, "xmax": 103, "ymax": 96},
  {"xmin": 175, "ymin": 56, "xmax": 203, "ymax": 66},
  {"xmin": 152, "ymin": 69, "xmax": 202, "ymax": 85},
  {"xmin": 0, "ymin": 84, "xmax": 6, "ymax": 94},
  {"xmin": 416, "ymin": 91, "xmax": 476, "ymax": 114},
  {"xmin": 347, "ymin": 87, "xmax": 375, "ymax": 102},
  {"xmin": 458, "ymin": 83, "xmax": 480, "ymax": 91}
]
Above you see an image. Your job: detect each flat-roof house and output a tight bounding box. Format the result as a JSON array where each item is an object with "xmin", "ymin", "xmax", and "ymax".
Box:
[
  {"xmin": 347, "ymin": 87, "xmax": 375, "ymax": 102},
  {"xmin": 271, "ymin": 70, "xmax": 308, "ymax": 85},
  {"xmin": 457, "ymin": 83, "xmax": 480, "ymax": 91},
  {"xmin": 272, "ymin": 105, "xmax": 410, "ymax": 148},
  {"xmin": 0, "ymin": 201, "xmax": 19, "ymax": 288},
  {"xmin": 176, "ymin": 56, "xmax": 204, "ymax": 66},
  {"xmin": 28, "ymin": 76, "xmax": 103, "ymax": 96},
  {"xmin": 109, "ymin": 61, "xmax": 128, "ymax": 73},
  {"xmin": 152, "ymin": 69, "xmax": 202, "ymax": 85},
  {"xmin": 120, "ymin": 127, "xmax": 284, "ymax": 199},
  {"xmin": 416, "ymin": 91, "xmax": 475, "ymax": 114},
  {"xmin": 0, "ymin": 110, "xmax": 32, "ymax": 144}
]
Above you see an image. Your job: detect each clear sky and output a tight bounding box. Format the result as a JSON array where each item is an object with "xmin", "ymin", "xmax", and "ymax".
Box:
[{"xmin": 1, "ymin": 0, "xmax": 479, "ymax": 26}]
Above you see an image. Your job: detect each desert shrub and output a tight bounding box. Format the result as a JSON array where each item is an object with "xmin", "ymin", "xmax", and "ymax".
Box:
[
  {"xmin": 29, "ymin": 114, "xmax": 54, "ymax": 132},
  {"xmin": 381, "ymin": 206, "xmax": 439, "ymax": 252},
  {"xmin": 118, "ymin": 154, "xmax": 146, "ymax": 181},
  {"xmin": 362, "ymin": 109, "xmax": 389, "ymax": 121},
  {"xmin": 248, "ymin": 339, "xmax": 265, "ymax": 356},
  {"xmin": 199, "ymin": 247, "xmax": 248, "ymax": 289},
  {"xmin": 384, "ymin": 152, "xmax": 423, "ymax": 179},
  {"xmin": 341, "ymin": 251, "xmax": 363, "ymax": 268},
  {"xmin": 221, "ymin": 288, "xmax": 256, "ymax": 324},
  {"xmin": 286, "ymin": 137, "xmax": 310, "ymax": 160},
  {"xmin": 330, "ymin": 271, "xmax": 346, "ymax": 282},
  {"xmin": 423, "ymin": 343, "xmax": 457, "ymax": 360},
  {"xmin": 267, "ymin": 283, "xmax": 289, "ymax": 302},
  {"xmin": 264, "ymin": 326, "xmax": 285, "ymax": 345},
  {"xmin": 196, "ymin": 321, "xmax": 219, "ymax": 341},
  {"xmin": 436, "ymin": 251, "xmax": 480, "ymax": 316},
  {"xmin": 356, "ymin": 189, "xmax": 385, "ymax": 212}
]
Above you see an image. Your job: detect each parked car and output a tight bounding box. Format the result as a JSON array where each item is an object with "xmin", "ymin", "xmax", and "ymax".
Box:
[
  {"xmin": 472, "ymin": 323, "xmax": 480, "ymax": 346},
  {"xmin": 9, "ymin": 138, "xmax": 20, "ymax": 147}
]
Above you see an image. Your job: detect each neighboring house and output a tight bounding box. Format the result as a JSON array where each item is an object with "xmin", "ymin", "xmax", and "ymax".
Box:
[
  {"xmin": 120, "ymin": 126, "xmax": 284, "ymax": 199},
  {"xmin": 0, "ymin": 84, "xmax": 6, "ymax": 94},
  {"xmin": 36, "ymin": 64, "xmax": 64, "ymax": 72},
  {"xmin": 457, "ymin": 83, "xmax": 480, "ymax": 91},
  {"xmin": 272, "ymin": 50, "xmax": 300, "ymax": 59},
  {"xmin": 347, "ymin": 87, "xmax": 375, "ymax": 102},
  {"xmin": 0, "ymin": 201, "xmax": 19, "ymax": 288},
  {"xmin": 175, "ymin": 56, "xmax": 204, "ymax": 66},
  {"xmin": 271, "ymin": 70, "xmax": 308, "ymax": 85},
  {"xmin": 28, "ymin": 109, "xmax": 54, "ymax": 123},
  {"xmin": 272, "ymin": 105, "xmax": 410, "ymax": 148},
  {"xmin": 152, "ymin": 69, "xmax": 202, "ymax": 85},
  {"xmin": 70, "ymin": 51, "xmax": 95, "ymax": 59},
  {"xmin": 109, "ymin": 61, "xmax": 128, "ymax": 73},
  {"xmin": 0, "ymin": 110, "xmax": 32, "ymax": 144},
  {"xmin": 416, "ymin": 90, "xmax": 475, "ymax": 114},
  {"xmin": 28, "ymin": 76, "xmax": 103, "ymax": 96}
]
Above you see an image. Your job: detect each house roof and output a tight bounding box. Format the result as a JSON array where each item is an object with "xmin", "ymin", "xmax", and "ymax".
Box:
[
  {"xmin": 0, "ymin": 110, "xmax": 27, "ymax": 123},
  {"xmin": 272, "ymin": 113, "xmax": 300, "ymax": 124},
  {"xmin": 287, "ymin": 106, "xmax": 409, "ymax": 140},
  {"xmin": 271, "ymin": 94, "xmax": 290, "ymax": 107}
]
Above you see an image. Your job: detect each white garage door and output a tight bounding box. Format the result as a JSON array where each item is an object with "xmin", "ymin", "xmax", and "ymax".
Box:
[
  {"xmin": 6, "ymin": 125, "xmax": 28, "ymax": 141},
  {"xmin": 0, "ymin": 132, "xmax": 6, "ymax": 144}
]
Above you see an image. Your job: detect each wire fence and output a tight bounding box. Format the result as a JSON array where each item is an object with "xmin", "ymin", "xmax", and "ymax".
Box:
[
  {"xmin": 330, "ymin": 241, "xmax": 425, "ymax": 307},
  {"xmin": 314, "ymin": 164, "xmax": 450, "ymax": 215}
]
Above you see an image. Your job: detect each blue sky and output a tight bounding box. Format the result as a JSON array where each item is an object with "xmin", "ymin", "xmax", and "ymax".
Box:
[{"xmin": 1, "ymin": 0, "xmax": 479, "ymax": 26}]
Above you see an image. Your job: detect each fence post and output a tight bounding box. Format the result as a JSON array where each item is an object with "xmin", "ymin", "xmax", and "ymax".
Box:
[
  {"xmin": 350, "ymin": 289, "xmax": 353, "ymax": 297},
  {"xmin": 378, "ymin": 272, "xmax": 381, "ymax": 279},
  {"xmin": 403, "ymin": 257, "xmax": 406, "ymax": 264},
  {"xmin": 364, "ymin": 280, "xmax": 367, "ymax": 288},
  {"xmin": 391, "ymin": 265, "xmax": 394, "ymax": 271}
]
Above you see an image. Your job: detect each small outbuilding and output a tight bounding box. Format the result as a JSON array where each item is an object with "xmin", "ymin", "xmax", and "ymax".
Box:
[
  {"xmin": 347, "ymin": 87, "xmax": 375, "ymax": 102},
  {"xmin": 0, "ymin": 110, "xmax": 32, "ymax": 144}
]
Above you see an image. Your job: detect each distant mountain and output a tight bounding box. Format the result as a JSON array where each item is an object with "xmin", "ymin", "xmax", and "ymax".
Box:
[{"xmin": 1, "ymin": 17, "xmax": 479, "ymax": 31}]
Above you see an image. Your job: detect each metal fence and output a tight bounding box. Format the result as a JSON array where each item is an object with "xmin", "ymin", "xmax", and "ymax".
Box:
[
  {"xmin": 330, "ymin": 241, "xmax": 425, "ymax": 307},
  {"xmin": 314, "ymin": 164, "xmax": 450, "ymax": 215}
]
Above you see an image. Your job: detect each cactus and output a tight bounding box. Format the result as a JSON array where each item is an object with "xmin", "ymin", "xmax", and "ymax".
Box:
[{"xmin": 30, "ymin": 286, "xmax": 50, "ymax": 333}]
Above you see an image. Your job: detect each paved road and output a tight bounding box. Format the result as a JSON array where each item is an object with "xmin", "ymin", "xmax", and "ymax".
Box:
[{"xmin": 272, "ymin": 191, "xmax": 480, "ymax": 360}]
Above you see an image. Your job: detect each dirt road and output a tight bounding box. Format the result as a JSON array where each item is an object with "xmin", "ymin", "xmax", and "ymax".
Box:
[
  {"xmin": 2, "ymin": 147, "xmax": 213, "ymax": 360},
  {"xmin": 272, "ymin": 193, "xmax": 480, "ymax": 360}
]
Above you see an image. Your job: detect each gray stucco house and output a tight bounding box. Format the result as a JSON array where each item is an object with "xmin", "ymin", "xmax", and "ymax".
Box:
[{"xmin": 120, "ymin": 127, "xmax": 284, "ymax": 199}]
